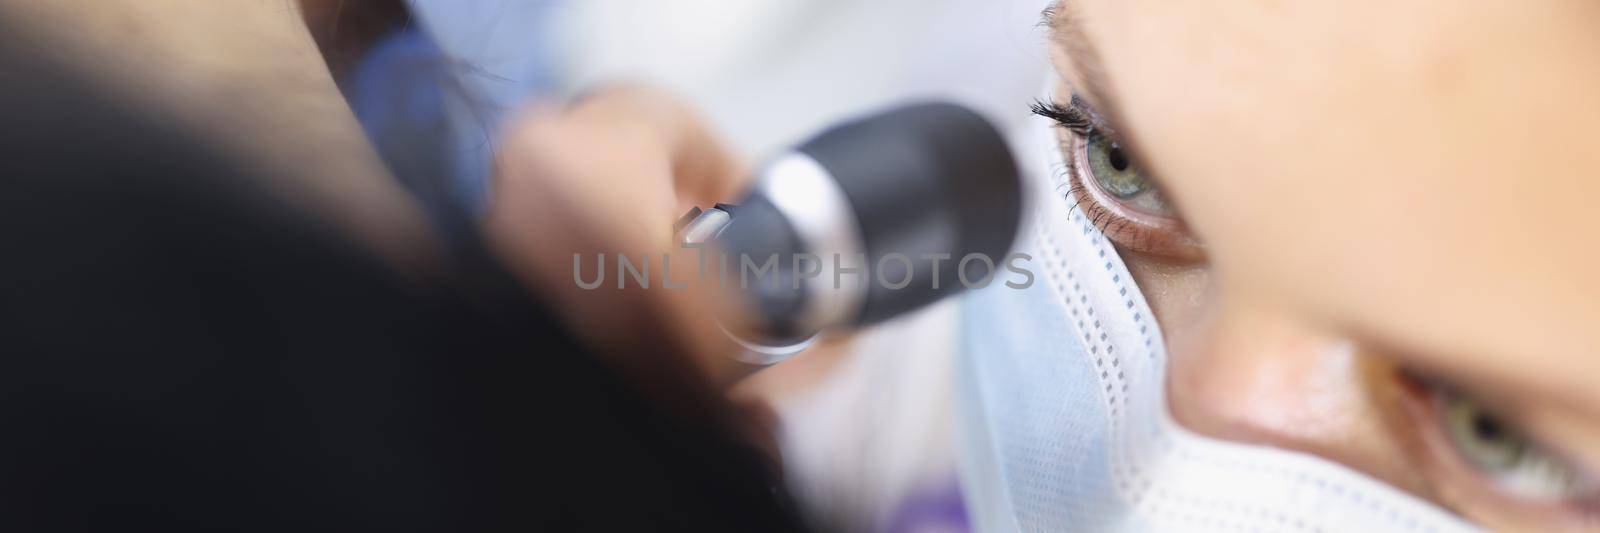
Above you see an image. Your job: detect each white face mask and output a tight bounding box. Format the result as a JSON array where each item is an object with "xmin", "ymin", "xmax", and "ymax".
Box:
[{"xmin": 954, "ymin": 106, "xmax": 1480, "ymax": 532}]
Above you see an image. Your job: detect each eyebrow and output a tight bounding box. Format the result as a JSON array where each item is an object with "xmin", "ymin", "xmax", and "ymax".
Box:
[{"xmin": 1041, "ymin": 2, "xmax": 1127, "ymax": 140}]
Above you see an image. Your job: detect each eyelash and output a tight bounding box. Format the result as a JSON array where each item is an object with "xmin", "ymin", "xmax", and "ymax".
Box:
[{"xmin": 1030, "ymin": 100, "xmax": 1094, "ymax": 136}]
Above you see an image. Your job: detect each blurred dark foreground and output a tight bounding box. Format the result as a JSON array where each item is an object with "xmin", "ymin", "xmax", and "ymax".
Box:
[{"xmin": 0, "ymin": 33, "xmax": 806, "ymax": 533}]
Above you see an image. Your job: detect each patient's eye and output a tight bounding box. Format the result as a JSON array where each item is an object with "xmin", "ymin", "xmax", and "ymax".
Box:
[
  {"xmin": 1032, "ymin": 97, "xmax": 1199, "ymax": 259},
  {"xmin": 1438, "ymin": 389, "xmax": 1588, "ymax": 501},
  {"xmin": 1399, "ymin": 373, "xmax": 1600, "ymax": 526},
  {"xmin": 1084, "ymin": 131, "xmax": 1171, "ymax": 216}
]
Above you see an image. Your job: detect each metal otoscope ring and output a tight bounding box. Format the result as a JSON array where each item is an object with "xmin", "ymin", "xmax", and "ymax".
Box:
[{"xmin": 675, "ymin": 205, "xmax": 819, "ymax": 366}]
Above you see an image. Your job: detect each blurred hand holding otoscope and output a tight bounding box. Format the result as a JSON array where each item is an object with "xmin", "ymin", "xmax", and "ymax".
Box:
[{"xmin": 489, "ymin": 89, "xmax": 1024, "ymax": 383}]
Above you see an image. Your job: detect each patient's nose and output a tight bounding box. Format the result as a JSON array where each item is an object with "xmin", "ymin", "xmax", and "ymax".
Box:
[{"xmin": 1163, "ymin": 301, "xmax": 1428, "ymax": 496}]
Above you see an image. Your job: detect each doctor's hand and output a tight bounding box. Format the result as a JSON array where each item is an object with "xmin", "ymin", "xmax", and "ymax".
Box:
[{"xmin": 485, "ymin": 87, "xmax": 759, "ymax": 390}]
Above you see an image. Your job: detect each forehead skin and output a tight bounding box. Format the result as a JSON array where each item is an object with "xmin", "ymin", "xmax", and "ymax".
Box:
[{"xmin": 1049, "ymin": 0, "xmax": 1600, "ymax": 429}]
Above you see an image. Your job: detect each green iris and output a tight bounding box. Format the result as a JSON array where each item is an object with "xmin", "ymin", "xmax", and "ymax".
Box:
[
  {"xmin": 1084, "ymin": 132, "xmax": 1173, "ymax": 216},
  {"xmin": 1442, "ymin": 392, "xmax": 1582, "ymax": 500},
  {"xmin": 1086, "ymin": 132, "xmax": 1146, "ymax": 199}
]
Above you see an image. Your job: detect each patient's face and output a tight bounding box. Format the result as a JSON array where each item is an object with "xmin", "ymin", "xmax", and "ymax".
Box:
[{"xmin": 1041, "ymin": 0, "xmax": 1600, "ymax": 528}]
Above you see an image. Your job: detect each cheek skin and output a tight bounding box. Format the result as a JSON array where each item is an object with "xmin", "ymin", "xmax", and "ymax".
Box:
[{"xmin": 1116, "ymin": 249, "xmax": 1209, "ymax": 337}]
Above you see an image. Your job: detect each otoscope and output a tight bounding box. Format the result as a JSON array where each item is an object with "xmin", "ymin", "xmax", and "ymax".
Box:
[{"xmin": 676, "ymin": 102, "xmax": 1023, "ymax": 365}]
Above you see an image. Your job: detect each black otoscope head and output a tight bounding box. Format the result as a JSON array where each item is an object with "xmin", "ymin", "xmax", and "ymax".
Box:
[{"xmin": 682, "ymin": 102, "xmax": 1022, "ymax": 362}]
